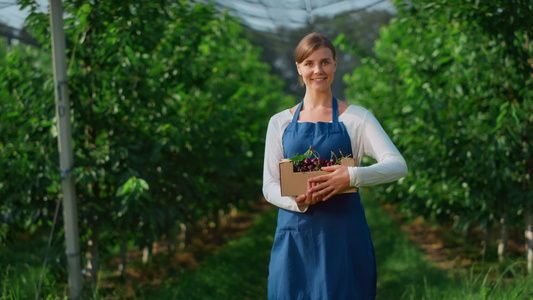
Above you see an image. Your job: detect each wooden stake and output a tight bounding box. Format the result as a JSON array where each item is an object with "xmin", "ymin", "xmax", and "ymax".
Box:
[{"xmin": 49, "ymin": 0, "xmax": 82, "ymax": 297}]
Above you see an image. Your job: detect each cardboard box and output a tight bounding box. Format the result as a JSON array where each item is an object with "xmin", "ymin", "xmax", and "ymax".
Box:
[{"xmin": 279, "ymin": 157, "xmax": 359, "ymax": 196}]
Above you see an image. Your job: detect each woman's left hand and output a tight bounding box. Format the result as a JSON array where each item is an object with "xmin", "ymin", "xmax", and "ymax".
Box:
[{"xmin": 307, "ymin": 165, "xmax": 350, "ymax": 202}]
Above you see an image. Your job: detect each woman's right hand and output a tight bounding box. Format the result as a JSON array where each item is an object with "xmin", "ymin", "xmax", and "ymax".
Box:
[{"xmin": 295, "ymin": 181, "xmax": 322, "ymax": 205}]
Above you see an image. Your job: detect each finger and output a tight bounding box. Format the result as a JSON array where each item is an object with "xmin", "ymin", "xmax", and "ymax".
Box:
[
  {"xmin": 308, "ymin": 186, "xmax": 320, "ymax": 204},
  {"xmin": 319, "ymin": 165, "xmax": 339, "ymax": 172},
  {"xmin": 309, "ymin": 181, "xmax": 326, "ymax": 193},
  {"xmin": 295, "ymin": 194, "xmax": 306, "ymax": 203},
  {"xmin": 309, "ymin": 182, "xmax": 328, "ymax": 197},
  {"xmin": 315, "ymin": 186, "xmax": 335, "ymax": 201},
  {"xmin": 322, "ymin": 193, "xmax": 331, "ymax": 201},
  {"xmin": 308, "ymin": 175, "xmax": 329, "ymax": 184},
  {"xmin": 305, "ymin": 188, "xmax": 314, "ymax": 205},
  {"xmin": 312, "ymin": 188, "xmax": 321, "ymax": 201},
  {"xmin": 318, "ymin": 195, "xmax": 324, "ymax": 201},
  {"xmin": 312, "ymin": 190, "xmax": 322, "ymax": 200}
]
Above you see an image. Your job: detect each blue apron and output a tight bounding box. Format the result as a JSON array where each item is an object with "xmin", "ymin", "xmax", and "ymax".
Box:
[{"xmin": 268, "ymin": 98, "xmax": 376, "ymax": 300}]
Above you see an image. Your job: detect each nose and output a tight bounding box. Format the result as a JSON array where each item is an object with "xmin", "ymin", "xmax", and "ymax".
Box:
[{"xmin": 314, "ymin": 64, "xmax": 323, "ymax": 74}]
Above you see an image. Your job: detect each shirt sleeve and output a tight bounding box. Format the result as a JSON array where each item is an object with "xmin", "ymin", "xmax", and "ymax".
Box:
[
  {"xmin": 347, "ymin": 108, "xmax": 408, "ymax": 187},
  {"xmin": 262, "ymin": 112, "xmax": 309, "ymax": 213}
]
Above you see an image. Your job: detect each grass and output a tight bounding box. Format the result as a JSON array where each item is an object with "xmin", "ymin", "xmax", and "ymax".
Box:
[
  {"xmin": 0, "ymin": 233, "xmax": 68, "ymax": 300},
  {"xmin": 146, "ymin": 190, "xmax": 533, "ymax": 300},
  {"xmin": 363, "ymin": 193, "xmax": 460, "ymax": 299},
  {"xmin": 142, "ymin": 206, "xmax": 277, "ymax": 300},
  {"xmin": 2, "ymin": 191, "xmax": 532, "ymax": 299}
]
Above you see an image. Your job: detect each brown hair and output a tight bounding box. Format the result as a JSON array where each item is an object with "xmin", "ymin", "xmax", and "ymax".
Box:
[{"xmin": 294, "ymin": 32, "xmax": 337, "ymax": 86}]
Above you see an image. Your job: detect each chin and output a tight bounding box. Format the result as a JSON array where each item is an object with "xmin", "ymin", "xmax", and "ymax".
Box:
[{"xmin": 308, "ymin": 85, "xmax": 331, "ymax": 92}]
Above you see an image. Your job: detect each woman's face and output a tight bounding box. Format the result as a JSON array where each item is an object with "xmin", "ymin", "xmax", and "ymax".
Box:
[{"xmin": 296, "ymin": 47, "xmax": 337, "ymax": 92}]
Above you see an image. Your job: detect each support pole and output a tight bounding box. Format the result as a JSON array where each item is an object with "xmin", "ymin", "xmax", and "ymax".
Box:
[
  {"xmin": 49, "ymin": 0, "xmax": 82, "ymax": 298},
  {"xmin": 526, "ymin": 209, "xmax": 533, "ymax": 274}
]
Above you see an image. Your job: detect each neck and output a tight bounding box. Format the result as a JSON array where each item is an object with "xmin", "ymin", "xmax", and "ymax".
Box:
[{"xmin": 303, "ymin": 90, "xmax": 333, "ymax": 109}]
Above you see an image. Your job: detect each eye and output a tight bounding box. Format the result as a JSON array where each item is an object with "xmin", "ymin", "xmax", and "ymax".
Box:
[
  {"xmin": 322, "ymin": 60, "xmax": 330, "ymax": 65},
  {"xmin": 305, "ymin": 62, "xmax": 313, "ymax": 66}
]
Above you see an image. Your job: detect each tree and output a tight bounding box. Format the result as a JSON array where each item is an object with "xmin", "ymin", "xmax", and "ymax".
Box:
[
  {"xmin": 343, "ymin": 0, "xmax": 532, "ymax": 267},
  {"xmin": 1, "ymin": 0, "xmax": 292, "ymax": 293}
]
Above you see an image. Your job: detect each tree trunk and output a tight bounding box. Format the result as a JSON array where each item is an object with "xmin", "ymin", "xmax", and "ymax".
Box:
[
  {"xmin": 526, "ymin": 208, "xmax": 533, "ymax": 274},
  {"xmin": 461, "ymin": 222, "xmax": 470, "ymax": 240},
  {"xmin": 87, "ymin": 184, "xmax": 101, "ymax": 282},
  {"xmin": 118, "ymin": 229, "xmax": 128, "ymax": 277},
  {"xmin": 179, "ymin": 223, "xmax": 187, "ymax": 251},
  {"xmin": 142, "ymin": 245, "xmax": 150, "ymax": 264},
  {"xmin": 497, "ymin": 209, "xmax": 509, "ymax": 263},
  {"xmin": 167, "ymin": 230, "xmax": 175, "ymax": 254},
  {"xmin": 85, "ymin": 222, "xmax": 100, "ymax": 284},
  {"xmin": 481, "ymin": 223, "xmax": 491, "ymax": 259}
]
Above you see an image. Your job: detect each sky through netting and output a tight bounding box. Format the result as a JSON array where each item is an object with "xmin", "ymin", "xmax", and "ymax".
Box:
[{"xmin": 0, "ymin": 0, "xmax": 393, "ymax": 33}]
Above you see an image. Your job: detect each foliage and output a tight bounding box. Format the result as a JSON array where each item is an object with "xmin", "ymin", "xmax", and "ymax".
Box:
[
  {"xmin": 0, "ymin": 38, "xmax": 57, "ymax": 245},
  {"xmin": 0, "ymin": 0, "xmax": 292, "ymax": 292},
  {"xmin": 343, "ymin": 0, "xmax": 532, "ymax": 243},
  {"xmin": 148, "ymin": 207, "xmax": 276, "ymax": 300},
  {"xmin": 1, "ymin": 185, "xmax": 532, "ymax": 299},
  {"xmin": 127, "ymin": 191, "xmax": 533, "ymax": 299}
]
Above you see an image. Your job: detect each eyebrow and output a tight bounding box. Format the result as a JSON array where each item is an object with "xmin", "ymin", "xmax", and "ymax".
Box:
[{"xmin": 303, "ymin": 58, "xmax": 332, "ymax": 63}]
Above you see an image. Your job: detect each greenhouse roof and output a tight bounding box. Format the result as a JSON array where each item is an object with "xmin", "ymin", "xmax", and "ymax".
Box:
[
  {"xmin": 0, "ymin": 0, "xmax": 393, "ymax": 34},
  {"xmin": 201, "ymin": 0, "xmax": 392, "ymax": 32}
]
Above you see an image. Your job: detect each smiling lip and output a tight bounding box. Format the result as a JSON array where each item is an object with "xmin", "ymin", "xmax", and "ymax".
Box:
[{"xmin": 311, "ymin": 77, "xmax": 326, "ymax": 82}]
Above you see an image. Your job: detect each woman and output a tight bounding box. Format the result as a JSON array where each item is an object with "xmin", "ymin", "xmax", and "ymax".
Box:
[{"xmin": 262, "ymin": 32, "xmax": 408, "ymax": 299}]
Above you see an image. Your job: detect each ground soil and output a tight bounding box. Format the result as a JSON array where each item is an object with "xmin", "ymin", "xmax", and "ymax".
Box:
[
  {"xmin": 98, "ymin": 198, "xmax": 526, "ymax": 297},
  {"xmin": 97, "ymin": 199, "xmax": 272, "ymax": 297},
  {"xmin": 379, "ymin": 201, "xmax": 526, "ymax": 272}
]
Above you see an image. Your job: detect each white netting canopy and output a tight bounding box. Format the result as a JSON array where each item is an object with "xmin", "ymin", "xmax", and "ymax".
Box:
[
  {"xmin": 0, "ymin": 0, "xmax": 392, "ymax": 33},
  {"xmin": 201, "ymin": 0, "xmax": 392, "ymax": 32}
]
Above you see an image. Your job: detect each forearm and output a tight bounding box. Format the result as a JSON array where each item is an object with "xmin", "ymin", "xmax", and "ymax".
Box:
[
  {"xmin": 262, "ymin": 113, "xmax": 309, "ymax": 213},
  {"xmin": 348, "ymin": 154, "xmax": 407, "ymax": 187},
  {"xmin": 263, "ymin": 181, "xmax": 309, "ymax": 212}
]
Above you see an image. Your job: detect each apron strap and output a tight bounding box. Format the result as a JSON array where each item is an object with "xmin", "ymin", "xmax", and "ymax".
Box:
[
  {"xmin": 292, "ymin": 100, "xmax": 304, "ymax": 123},
  {"xmin": 332, "ymin": 96, "xmax": 338, "ymax": 123},
  {"xmin": 292, "ymin": 96, "xmax": 339, "ymax": 123}
]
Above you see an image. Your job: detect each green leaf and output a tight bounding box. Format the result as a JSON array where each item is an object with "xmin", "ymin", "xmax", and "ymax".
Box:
[
  {"xmin": 493, "ymin": 102, "xmax": 509, "ymax": 133},
  {"xmin": 454, "ymin": 84, "xmax": 464, "ymax": 96},
  {"xmin": 290, "ymin": 154, "xmax": 305, "ymax": 163}
]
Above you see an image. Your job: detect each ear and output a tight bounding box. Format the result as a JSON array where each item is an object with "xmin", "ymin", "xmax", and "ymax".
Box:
[{"xmin": 296, "ymin": 62, "xmax": 301, "ymax": 75}]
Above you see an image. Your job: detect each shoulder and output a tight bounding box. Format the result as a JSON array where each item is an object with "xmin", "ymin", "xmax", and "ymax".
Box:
[
  {"xmin": 339, "ymin": 103, "xmax": 372, "ymax": 122},
  {"xmin": 337, "ymin": 99, "xmax": 350, "ymax": 114},
  {"xmin": 288, "ymin": 103, "xmax": 300, "ymax": 116},
  {"xmin": 268, "ymin": 109, "xmax": 292, "ymax": 128}
]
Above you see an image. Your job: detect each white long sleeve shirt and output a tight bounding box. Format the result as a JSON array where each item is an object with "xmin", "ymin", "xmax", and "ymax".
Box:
[{"xmin": 262, "ymin": 104, "xmax": 408, "ymax": 213}]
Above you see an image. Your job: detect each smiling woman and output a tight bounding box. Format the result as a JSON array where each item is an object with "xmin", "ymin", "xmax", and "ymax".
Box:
[
  {"xmin": 262, "ymin": 32, "xmax": 408, "ymax": 299},
  {"xmin": 294, "ymin": 32, "xmax": 337, "ymax": 88},
  {"xmin": 296, "ymin": 47, "xmax": 337, "ymax": 93}
]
